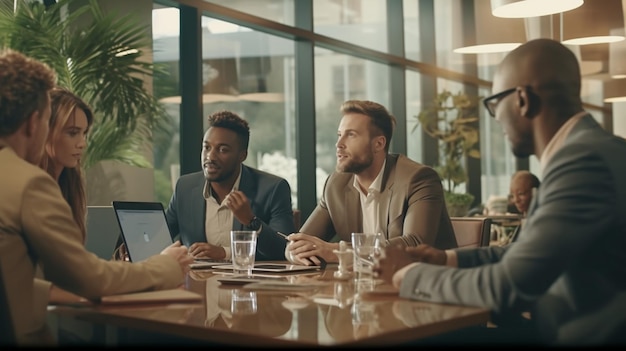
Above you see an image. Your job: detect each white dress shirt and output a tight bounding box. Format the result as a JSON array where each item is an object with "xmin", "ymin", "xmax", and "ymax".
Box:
[
  {"xmin": 354, "ymin": 160, "xmax": 386, "ymax": 234},
  {"xmin": 202, "ymin": 166, "xmax": 243, "ymax": 260}
]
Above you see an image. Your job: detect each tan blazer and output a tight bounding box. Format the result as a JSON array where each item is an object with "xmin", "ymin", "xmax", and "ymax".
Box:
[
  {"xmin": 301, "ymin": 154, "xmax": 457, "ymax": 249},
  {"xmin": 0, "ymin": 144, "xmax": 184, "ymax": 345}
]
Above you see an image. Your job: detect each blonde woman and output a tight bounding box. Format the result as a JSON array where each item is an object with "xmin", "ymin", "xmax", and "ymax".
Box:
[{"xmin": 39, "ymin": 87, "xmax": 93, "ymax": 243}]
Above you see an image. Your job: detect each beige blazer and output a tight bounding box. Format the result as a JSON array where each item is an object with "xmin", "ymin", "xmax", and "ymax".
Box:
[
  {"xmin": 0, "ymin": 144, "xmax": 184, "ymax": 345},
  {"xmin": 301, "ymin": 154, "xmax": 457, "ymax": 249}
]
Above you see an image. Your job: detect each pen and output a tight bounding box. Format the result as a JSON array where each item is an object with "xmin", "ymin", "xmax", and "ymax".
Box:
[{"xmin": 279, "ymin": 231, "xmax": 327, "ymax": 269}]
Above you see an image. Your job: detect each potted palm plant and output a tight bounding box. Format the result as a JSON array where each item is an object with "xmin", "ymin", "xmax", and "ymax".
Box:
[
  {"xmin": 0, "ymin": 0, "xmax": 168, "ymax": 171},
  {"xmin": 414, "ymin": 89, "xmax": 480, "ymax": 216}
]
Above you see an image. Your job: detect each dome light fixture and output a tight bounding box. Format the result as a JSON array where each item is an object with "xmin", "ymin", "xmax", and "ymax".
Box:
[
  {"xmin": 610, "ymin": 28, "xmax": 626, "ymax": 79},
  {"xmin": 454, "ymin": 0, "xmax": 525, "ymax": 54},
  {"xmin": 561, "ymin": 0, "xmax": 625, "ymax": 45},
  {"xmin": 454, "ymin": 43, "xmax": 522, "ymax": 54},
  {"xmin": 490, "ymin": 0, "xmax": 583, "ymax": 18}
]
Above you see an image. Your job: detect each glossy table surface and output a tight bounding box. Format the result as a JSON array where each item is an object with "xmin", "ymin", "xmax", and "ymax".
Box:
[{"xmin": 49, "ymin": 264, "xmax": 491, "ymax": 346}]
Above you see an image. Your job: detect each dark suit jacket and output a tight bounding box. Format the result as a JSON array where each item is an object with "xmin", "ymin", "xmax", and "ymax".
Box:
[
  {"xmin": 165, "ymin": 166, "xmax": 295, "ymax": 260},
  {"xmin": 301, "ymin": 153, "xmax": 457, "ymax": 249},
  {"xmin": 399, "ymin": 115, "xmax": 626, "ymax": 344}
]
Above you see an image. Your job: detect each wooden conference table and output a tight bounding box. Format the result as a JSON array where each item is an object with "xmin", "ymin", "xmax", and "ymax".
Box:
[{"xmin": 48, "ymin": 263, "xmax": 491, "ymax": 346}]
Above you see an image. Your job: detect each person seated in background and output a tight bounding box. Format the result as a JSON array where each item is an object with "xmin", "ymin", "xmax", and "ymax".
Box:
[
  {"xmin": 164, "ymin": 110, "xmax": 296, "ymax": 261},
  {"xmin": 509, "ymin": 170, "xmax": 540, "ymax": 217},
  {"xmin": 374, "ymin": 38, "xmax": 626, "ymax": 345},
  {"xmin": 285, "ymin": 100, "xmax": 457, "ymax": 266},
  {"xmin": 39, "ymin": 87, "xmax": 93, "ymax": 243},
  {"xmin": 34, "ymin": 88, "xmax": 96, "ymax": 309},
  {"xmin": 0, "ymin": 49, "xmax": 193, "ymax": 346},
  {"xmin": 508, "ymin": 170, "xmax": 540, "ymax": 243}
]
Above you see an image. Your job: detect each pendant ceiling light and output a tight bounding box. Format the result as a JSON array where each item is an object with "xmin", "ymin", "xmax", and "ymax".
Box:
[
  {"xmin": 454, "ymin": 0, "xmax": 525, "ymax": 54},
  {"xmin": 610, "ymin": 2, "xmax": 626, "ymax": 79},
  {"xmin": 561, "ymin": 0, "xmax": 625, "ymax": 45},
  {"xmin": 491, "ymin": 0, "xmax": 583, "ymax": 18},
  {"xmin": 610, "ymin": 29, "xmax": 626, "ymax": 79}
]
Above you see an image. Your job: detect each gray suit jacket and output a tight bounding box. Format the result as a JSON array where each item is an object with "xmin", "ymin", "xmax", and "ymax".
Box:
[
  {"xmin": 399, "ymin": 115, "xmax": 626, "ymax": 344},
  {"xmin": 164, "ymin": 166, "xmax": 295, "ymax": 260},
  {"xmin": 0, "ymin": 143, "xmax": 184, "ymax": 345},
  {"xmin": 301, "ymin": 153, "xmax": 457, "ymax": 249}
]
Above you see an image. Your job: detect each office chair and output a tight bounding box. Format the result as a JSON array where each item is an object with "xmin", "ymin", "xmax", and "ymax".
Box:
[{"xmin": 450, "ymin": 217, "xmax": 492, "ymax": 248}]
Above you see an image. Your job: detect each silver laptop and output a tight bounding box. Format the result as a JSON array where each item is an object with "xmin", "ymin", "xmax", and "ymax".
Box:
[
  {"xmin": 85, "ymin": 206, "xmax": 120, "ymax": 260},
  {"xmin": 112, "ymin": 201, "xmax": 174, "ymax": 263},
  {"xmin": 111, "ymin": 201, "xmax": 230, "ymax": 267}
]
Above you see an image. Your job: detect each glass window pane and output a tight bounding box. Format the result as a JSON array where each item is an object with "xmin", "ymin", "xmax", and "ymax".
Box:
[
  {"xmin": 153, "ymin": 5, "xmax": 181, "ymax": 207},
  {"xmin": 476, "ymin": 55, "xmax": 516, "ymax": 202},
  {"xmin": 313, "ymin": 0, "xmax": 388, "ymax": 53},
  {"xmin": 403, "ymin": 0, "xmax": 421, "ymax": 62},
  {"xmin": 434, "ymin": 0, "xmax": 464, "ymax": 71},
  {"xmin": 200, "ymin": 17, "xmax": 298, "ymax": 208},
  {"xmin": 203, "ymin": 0, "xmax": 295, "ymax": 26},
  {"xmin": 314, "ymin": 48, "xmax": 390, "ymax": 201},
  {"xmin": 478, "ymin": 85, "xmax": 516, "ymax": 203},
  {"xmin": 434, "ymin": 78, "xmax": 470, "ymax": 195},
  {"xmin": 406, "ymin": 70, "xmax": 422, "ymax": 163}
]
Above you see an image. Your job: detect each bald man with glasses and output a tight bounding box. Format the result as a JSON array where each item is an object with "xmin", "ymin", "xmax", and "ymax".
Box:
[{"xmin": 375, "ymin": 38, "xmax": 626, "ymax": 345}]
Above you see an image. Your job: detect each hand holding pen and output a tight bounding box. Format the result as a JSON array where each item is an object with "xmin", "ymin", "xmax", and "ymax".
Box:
[{"xmin": 279, "ymin": 231, "xmax": 327, "ymax": 268}]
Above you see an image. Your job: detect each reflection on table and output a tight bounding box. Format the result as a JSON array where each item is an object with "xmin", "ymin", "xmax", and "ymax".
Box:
[{"xmin": 48, "ymin": 265, "xmax": 490, "ymax": 346}]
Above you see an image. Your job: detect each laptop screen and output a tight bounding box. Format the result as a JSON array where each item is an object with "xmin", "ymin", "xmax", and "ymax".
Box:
[{"xmin": 112, "ymin": 201, "xmax": 173, "ymax": 262}]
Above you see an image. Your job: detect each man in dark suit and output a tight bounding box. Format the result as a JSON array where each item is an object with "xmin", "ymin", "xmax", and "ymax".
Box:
[
  {"xmin": 374, "ymin": 39, "xmax": 626, "ymax": 345},
  {"xmin": 165, "ymin": 110, "xmax": 295, "ymax": 261},
  {"xmin": 285, "ymin": 100, "xmax": 457, "ymax": 265}
]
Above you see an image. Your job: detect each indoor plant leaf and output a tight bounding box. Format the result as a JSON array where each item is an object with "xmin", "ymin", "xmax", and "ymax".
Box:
[{"xmin": 0, "ymin": 0, "xmax": 170, "ymax": 171}]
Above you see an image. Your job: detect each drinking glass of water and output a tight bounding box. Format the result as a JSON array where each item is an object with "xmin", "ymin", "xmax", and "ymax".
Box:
[
  {"xmin": 230, "ymin": 230, "xmax": 258, "ymax": 276},
  {"xmin": 230, "ymin": 290, "xmax": 257, "ymax": 315},
  {"xmin": 351, "ymin": 232, "xmax": 385, "ymax": 282}
]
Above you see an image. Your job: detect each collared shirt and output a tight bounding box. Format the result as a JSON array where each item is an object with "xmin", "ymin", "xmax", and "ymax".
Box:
[
  {"xmin": 202, "ymin": 165, "xmax": 243, "ymax": 260},
  {"xmin": 353, "ymin": 160, "xmax": 386, "ymax": 234}
]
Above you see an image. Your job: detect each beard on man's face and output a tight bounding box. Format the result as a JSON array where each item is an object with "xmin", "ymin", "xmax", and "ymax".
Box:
[{"xmin": 336, "ymin": 153, "xmax": 373, "ymax": 174}]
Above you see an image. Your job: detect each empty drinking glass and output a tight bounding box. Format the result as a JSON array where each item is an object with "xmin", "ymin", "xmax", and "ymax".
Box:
[{"xmin": 230, "ymin": 230, "xmax": 258, "ymax": 276}]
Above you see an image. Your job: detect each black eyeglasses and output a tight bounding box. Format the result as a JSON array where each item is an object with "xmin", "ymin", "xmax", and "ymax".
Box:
[{"xmin": 482, "ymin": 87, "xmax": 517, "ymax": 117}]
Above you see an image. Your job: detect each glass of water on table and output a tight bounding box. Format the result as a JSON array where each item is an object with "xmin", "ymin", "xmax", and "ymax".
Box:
[
  {"xmin": 351, "ymin": 232, "xmax": 385, "ymax": 284},
  {"xmin": 230, "ymin": 230, "xmax": 258, "ymax": 276}
]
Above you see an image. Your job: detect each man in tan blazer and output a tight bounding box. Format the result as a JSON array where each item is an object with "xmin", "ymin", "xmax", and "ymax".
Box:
[
  {"xmin": 0, "ymin": 49, "xmax": 194, "ymax": 345},
  {"xmin": 285, "ymin": 100, "xmax": 457, "ymax": 265}
]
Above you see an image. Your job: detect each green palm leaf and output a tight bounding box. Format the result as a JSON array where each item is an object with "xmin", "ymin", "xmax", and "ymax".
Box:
[
  {"xmin": 0, "ymin": 0, "xmax": 170, "ymax": 170},
  {"xmin": 83, "ymin": 117, "xmax": 151, "ymax": 170}
]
